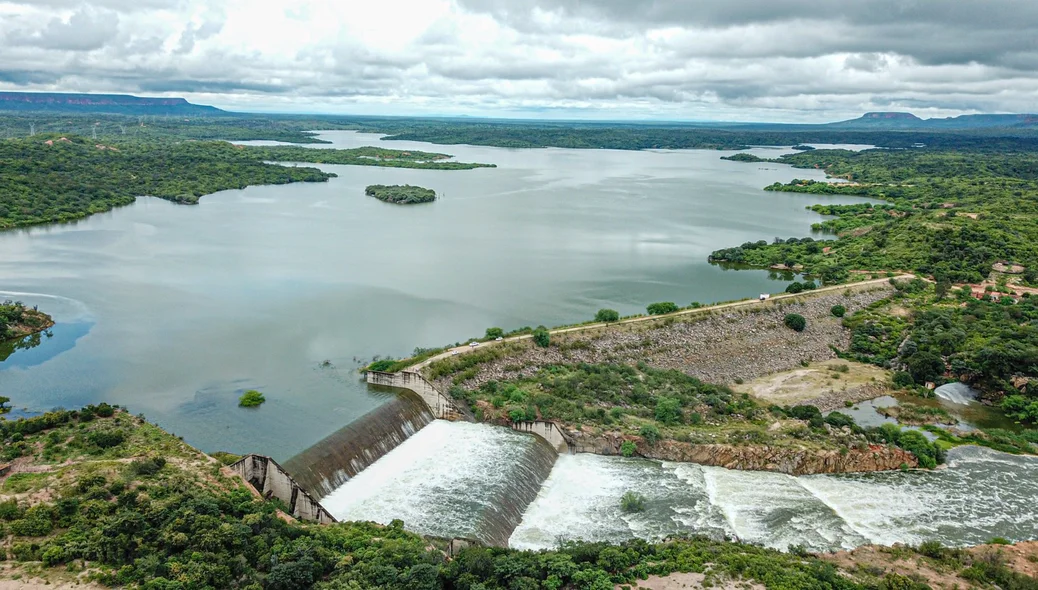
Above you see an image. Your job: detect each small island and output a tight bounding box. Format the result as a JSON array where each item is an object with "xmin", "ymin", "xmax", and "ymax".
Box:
[
  {"xmin": 365, "ymin": 184, "xmax": 437, "ymax": 205},
  {"xmin": 0, "ymin": 299, "xmax": 54, "ymax": 342},
  {"xmin": 720, "ymin": 153, "xmax": 768, "ymax": 162}
]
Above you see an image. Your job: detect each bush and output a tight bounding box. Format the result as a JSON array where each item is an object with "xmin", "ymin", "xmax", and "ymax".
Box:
[
  {"xmin": 594, "ymin": 309, "xmax": 620, "ymax": 322},
  {"xmin": 87, "ymin": 430, "xmax": 126, "ymax": 449},
  {"xmin": 646, "ymin": 302, "xmax": 679, "ymax": 315},
  {"xmin": 620, "ymin": 440, "xmax": 636, "ymax": 457},
  {"xmin": 783, "ymin": 313, "xmax": 807, "ymax": 332},
  {"xmin": 830, "ymin": 305, "xmax": 846, "ymax": 317},
  {"xmin": 238, "ymin": 390, "xmax": 266, "ymax": 408},
  {"xmin": 892, "ymin": 371, "xmax": 915, "ymax": 388},
  {"xmin": 532, "ymin": 326, "xmax": 551, "ymax": 348},
  {"xmin": 485, "ymin": 327, "xmax": 503, "ymax": 339},
  {"xmin": 654, "ymin": 397, "xmax": 683, "ymax": 425},
  {"xmin": 825, "ymin": 412, "xmax": 855, "ymax": 429},
  {"xmin": 619, "ymin": 491, "xmax": 645, "ymax": 513},
  {"xmin": 785, "ymin": 282, "xmax": 804, "ymax": 294},
  {"xmin": 367, "ymin": 359, "xmax": 396, "ymax": 372},
  {"xmin": 639, "ymin": 424, "xmax": 661, "ymax": 445}
]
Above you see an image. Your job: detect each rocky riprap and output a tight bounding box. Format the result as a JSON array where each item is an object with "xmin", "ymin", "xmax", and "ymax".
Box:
[{"xmin": 432, "ymin": 284, "xmax": 895, "ymax": 392}]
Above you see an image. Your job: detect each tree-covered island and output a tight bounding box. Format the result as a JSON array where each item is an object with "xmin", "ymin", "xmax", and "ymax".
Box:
[{"xmin": 365, "ymin": 184, "xmax": 437, "ymax": 204}]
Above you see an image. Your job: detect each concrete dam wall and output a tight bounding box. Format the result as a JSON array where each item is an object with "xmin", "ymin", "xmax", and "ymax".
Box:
[
  {"xmin": 366, "ymin": 370, "xmax": 471, "ymax": 420},
  {"xmin": 230, "ymin": 454, "xmax": 336, "ymax": 524},
  {"xmin": 283, "ymin": 391, "xmax": 435, "ymax": 499}
]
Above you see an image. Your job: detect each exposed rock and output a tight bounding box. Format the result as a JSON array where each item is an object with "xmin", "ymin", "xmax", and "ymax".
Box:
[
  {"xmin": 433, "ymin": 285, "xmax": 895, "ymax": 393},
  {"xmin": 565, "ymin": 430, "xmax": 918, "ymax": 475}
]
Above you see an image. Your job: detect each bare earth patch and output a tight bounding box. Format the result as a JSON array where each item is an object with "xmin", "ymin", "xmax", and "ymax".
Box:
[
  {"xmin": 618, "ymin": 572, "xmax": 764, "ymax": 590},
  {"xmin": 732, "ymin": 359, "xmax": 891, "ymax": 410}
]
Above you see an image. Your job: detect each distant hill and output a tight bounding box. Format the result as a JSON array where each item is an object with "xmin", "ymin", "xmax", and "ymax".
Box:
[
  {"xmin": 0, "ymin": 92, "xmax": 226, "ymax": 116},
  {"xmin": 829, "ymin": 111, "xmax": 1038, "ymax": 130}
]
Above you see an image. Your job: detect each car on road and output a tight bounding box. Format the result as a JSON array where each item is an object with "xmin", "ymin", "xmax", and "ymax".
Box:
[
  {"xmin": 469, "ymin": 341, "xmax": 480, "ymax": 347},
  {"xmin": 495, "ymin": 336, "xmax": 503, "ymax": 341}
]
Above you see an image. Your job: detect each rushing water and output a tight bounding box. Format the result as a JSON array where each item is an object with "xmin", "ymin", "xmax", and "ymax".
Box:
[
  {"xmin": 0, "ymin": 131, "xmax": 876, "ymax": 458},
  {"xmin": 320, "ymin": 420, "xmax": 559, "ymax": 546},
  {"xmin": 512, "ymin": 444, "xmax": 1038, "ymax": 551}
]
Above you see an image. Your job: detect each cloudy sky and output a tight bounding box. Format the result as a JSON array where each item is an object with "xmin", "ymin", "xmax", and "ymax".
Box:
[{"xmin": 0, "ymin": 0, "xmax": 1036, "ymax": 121}]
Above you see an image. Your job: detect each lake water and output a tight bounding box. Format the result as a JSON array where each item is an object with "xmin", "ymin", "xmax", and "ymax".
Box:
[{"xmin": 0, "ymin": 132, "xmax": 875, "ymax": 458}]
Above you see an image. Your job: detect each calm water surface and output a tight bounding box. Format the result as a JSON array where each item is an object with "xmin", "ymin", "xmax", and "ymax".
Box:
[{"xmin": 0, "ymin": 132, "xmax": 874, "ymax": 457}]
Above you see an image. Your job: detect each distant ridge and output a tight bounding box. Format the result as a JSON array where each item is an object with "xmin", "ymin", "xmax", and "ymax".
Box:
[
  {"xmin": 0, "ymin": 92, "xmax": 226, "ymax": 116},
  {"xmin": 829, "ymin": 111, "xmax": 1038, "ymax": 130}
]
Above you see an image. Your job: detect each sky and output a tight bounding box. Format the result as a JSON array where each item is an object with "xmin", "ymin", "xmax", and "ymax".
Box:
[{"xmin": 0, "ymin": 0, "xmax": 1036, "ymax": 122}]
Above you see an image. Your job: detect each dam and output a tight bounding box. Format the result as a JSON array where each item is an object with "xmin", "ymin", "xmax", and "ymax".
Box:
[{"xmin": 278, "ymin": 370, "xmax": 1038, "ymax": 551}]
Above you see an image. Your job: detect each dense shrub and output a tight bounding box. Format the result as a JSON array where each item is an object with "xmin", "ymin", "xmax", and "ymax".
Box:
[
  {"xmin": 532, "ymin": 326, "xmax": 551, "ymax": 347},
  {"xmin": 784, "ymin": 313, "xmax": 807, "ymax": 332},
  {"xmin": 238, "ymin": 390, "xmax": 266, "ymax": 407},
  {"xmin": 831, "ymin": 305, "xmax": 846, "ymax": 317},
  {"xmin": 595, "ymin": 309, "xmax": 620, "ymax": 322},
  {"xmin": 646, "ymin": 302, "xmax": 679, "ymax": 315}
]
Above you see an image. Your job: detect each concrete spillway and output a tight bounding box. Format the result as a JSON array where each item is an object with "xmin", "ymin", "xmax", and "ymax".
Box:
[
  {"xmin": 320, "ymin": 420, "xmax": 559, "ymax": 547},
  {"xmin": 282, "ymin": 391, "xmax": 434, "ymax": 499}
]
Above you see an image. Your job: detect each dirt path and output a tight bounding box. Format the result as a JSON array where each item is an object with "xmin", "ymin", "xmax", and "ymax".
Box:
[{"xmin": 408, "ymin": 275, "xmax": 913, "ymax": 373}]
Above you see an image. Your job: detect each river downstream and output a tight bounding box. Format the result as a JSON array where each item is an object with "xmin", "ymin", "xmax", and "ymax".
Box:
[
  {"xmin": 0, "ymin": 132, "xmax": 875, "ymax": 458},
  {"xmin": 320, "ymin": 420, "xmax": 1038, "ymax": 551}
]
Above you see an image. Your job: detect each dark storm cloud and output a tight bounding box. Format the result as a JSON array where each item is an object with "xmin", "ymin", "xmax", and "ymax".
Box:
[{"xmin": 459, "ymin": 0, "xmax": 1038, "ymax": 67}]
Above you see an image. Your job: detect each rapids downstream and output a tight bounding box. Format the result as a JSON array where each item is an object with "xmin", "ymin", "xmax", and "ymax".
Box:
[{"xmin": 313, "ymin": 420, "xmax": 1038, "ymax": 551}]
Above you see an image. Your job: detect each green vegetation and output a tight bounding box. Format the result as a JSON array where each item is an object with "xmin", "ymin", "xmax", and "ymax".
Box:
[
  {"xmin": 0, "ymin": 135, "xmax": 491, "ymax": 229},
  {"xmin": 0, "ymin": 406, "xmax": 1033, "ymax": 589},
  {"xmin": 711, "ymin": 148, "xmax": 1038, "ymax": 284},
  {"xmin": 647, "ymin": 301, "xmax": 679, "ymax": 315},
  {"xmin": 485, "ymin": 327, "xmax": 504, "ymax": 339},
  {"xmin": 784, "ymin": 313, "xmax": 807, "ymax": 332},
  {"xmin": 452, "ymin": 362, "xmax": 945, "ymax": 465},
  {"xmin": 365, "ymin": 184, "xmax": 437, "ymax": 204},
  {"xmin": 595, "ymin": 308, "xmax": 620, "ymax": 322},
  {"xmin": 831, "ymin": 304, "xmax": 847, "ymax": 317},
  {"xmin": 721, "ymin": 153, "xmax": 767, "ymax": 162},
  {"xmin": 620, "ymin": 491, "xmax": 646, "ymax": 513},
  {"xmin": 238, "ymin": 390, "xmax": 266, "ymax": 408},
  {"xmin": 532, "ymin": 325, "xmax": 551, "ymax": 347},
  {"xmin": 0, "ymin": 300, "xmax": 53, "ymax": 341}
]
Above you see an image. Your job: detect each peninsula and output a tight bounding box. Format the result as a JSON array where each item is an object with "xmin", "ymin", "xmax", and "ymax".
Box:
[
  {"xmin": 366, "ymin": 184, "xmax": 436, "ymax": 204},
  {"xmin": 0, "ymin": 300, "xmax": 53, "ymax": 342}
]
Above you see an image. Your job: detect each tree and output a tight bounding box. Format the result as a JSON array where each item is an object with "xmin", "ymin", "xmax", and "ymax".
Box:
[
  {"xmin": 0, "ymin": 395, "xmax": 9, "ymax": 413},
  {"xmin": 485, "ymin": 327, "xmax": 504, "ymax": 339},
  {"xmin": 532, "ymin": 326, "xmax": 550, "ymax": 348},
  {"xmin": 785, "ymin": 282, "xmax": 804, "ymax": 294},
  {"xmin": 594, "ymin": 309, "xmax": 620, "ymax": 322},
  {"xmin": 620, "ymin": 491, "xmax": 645, "ymax": 513},
  {"xmin": 830, "ymin": 305, "xmax": 846, "ymax": 318},
  {"xmin": 904, "ymin": 351, "xmax": 944, "ymax": 383},
  {"xmin": 646, "ymin": 302, "xmax": 678, "ymax": 315},
  {"xmin": 654, "ymin": 396, "xmax": 683, "ymax": 425},
  {"xmin": 783, "ymin": 313, "xmax": 807, "ymax": 332}
]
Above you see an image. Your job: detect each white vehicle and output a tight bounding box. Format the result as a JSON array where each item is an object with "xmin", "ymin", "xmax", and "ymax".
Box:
[
  {"xmin": 469, "ymin": 341, "xmax": 480, "ymax": 347},
  {"xmin": 495, "ymin": 336, "xmax": 503, "ymax": 341},
  {"xmin": 451, "ymin": 350, "xmax": 460, "ymax": 356}
]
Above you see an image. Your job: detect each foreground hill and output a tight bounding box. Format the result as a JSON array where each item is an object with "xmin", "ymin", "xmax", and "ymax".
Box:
[
  {"xmin": 1, "ymin": 406, "xmax": 1036, "ymax": 589},
  {"xmin": 0, "ymin": 92, "xmax": 225, "ymax": 116}
]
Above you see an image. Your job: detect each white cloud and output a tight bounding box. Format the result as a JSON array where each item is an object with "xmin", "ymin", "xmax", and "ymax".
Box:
[{"xmin": 0, "ymin": 0, "xmax": 1035, "ymax": 121}]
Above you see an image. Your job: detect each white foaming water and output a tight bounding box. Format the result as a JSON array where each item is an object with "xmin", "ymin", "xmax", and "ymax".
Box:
[
  {"xmin": 934, "ymin": 382, "xmax": 980, "ymax": 405},
  {"xmin": 321, "ymin": 420, "xmax": 557, "ymax": 546},
  {"xmin": 512, "ymin": 446, "xmax": 1038, "ymax": 551}
]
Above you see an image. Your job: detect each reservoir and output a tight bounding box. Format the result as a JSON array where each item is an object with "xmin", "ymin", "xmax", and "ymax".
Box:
[{"xmin": 1, "ymin": 131, "xmax": 875, "ymax": 458}]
